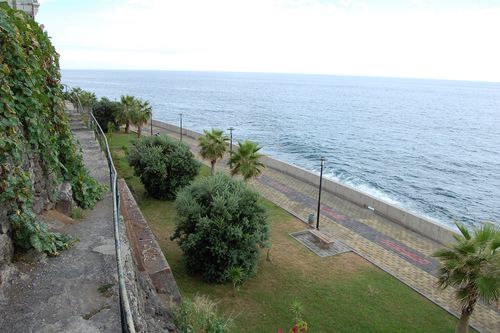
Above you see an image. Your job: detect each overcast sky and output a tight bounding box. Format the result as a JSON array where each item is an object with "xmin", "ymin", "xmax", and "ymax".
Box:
[{"xmin": 37, "ymin": 0, "xmax": 500, "ymax": 82}]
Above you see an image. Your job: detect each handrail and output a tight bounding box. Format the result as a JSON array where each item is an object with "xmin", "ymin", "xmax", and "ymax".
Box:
[{"xmin": 63, "ymin": 85, "xmax": 136, "ymax": 333}]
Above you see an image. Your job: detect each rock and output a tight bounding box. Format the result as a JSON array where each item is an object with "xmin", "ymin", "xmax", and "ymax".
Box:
[
  {"xmin": 32, "ymin": 196, "xmax": 45, "ymax": 214},
  {"xmin": 56, "ymin": 181, "xmax": 73, "ymax": 216},
  {"xmin": 0, "ymin": 234, "xmax": 14, "ymax": 269},
  {"xmin": 0, "ymin": 208, "xmax": 10, "ymax": 235}
]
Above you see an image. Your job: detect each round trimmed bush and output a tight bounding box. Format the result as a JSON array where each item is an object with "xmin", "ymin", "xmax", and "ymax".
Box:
[
  {"xmin": 172, "ymin": 173, "xmax": 269, "ymax": 282},
  {"xmin": 128, "ymin": 135, "xmax": 199, "ymax": 200}
]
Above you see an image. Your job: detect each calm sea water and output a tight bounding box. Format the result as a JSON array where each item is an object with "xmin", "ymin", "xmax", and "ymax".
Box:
[{"xmin": 62, "ymin": 70, "xmax": 500, "ymax": 229}]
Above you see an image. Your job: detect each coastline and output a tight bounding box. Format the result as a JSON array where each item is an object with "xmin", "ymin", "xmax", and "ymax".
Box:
[{"xmin": 151, "ymin": 119, "xmax": 458, "ymax": 246}]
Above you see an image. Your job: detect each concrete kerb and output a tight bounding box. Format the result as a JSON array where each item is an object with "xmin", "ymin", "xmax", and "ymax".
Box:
[{"xmin": 151, "ymin": 118, "xmax": 458, "ymax": 246}]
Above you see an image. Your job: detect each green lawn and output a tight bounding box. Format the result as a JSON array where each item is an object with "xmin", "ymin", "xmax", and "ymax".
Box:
[{"xmin": 109, "ymin": 132, "xmax": 464, "ymax": 333}]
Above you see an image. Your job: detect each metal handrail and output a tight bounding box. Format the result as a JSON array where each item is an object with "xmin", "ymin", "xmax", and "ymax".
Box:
[{"xmin": 63, "ymin": 85, "xmax": 136, "ymax": 333}]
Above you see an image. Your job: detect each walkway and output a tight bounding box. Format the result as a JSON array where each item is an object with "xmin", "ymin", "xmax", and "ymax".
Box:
[
  {"xmin": 0, "ymin": 107, "xmax": 120, "ymax": 332},
  {"xmin": 150, "ymin": 123, "xmax": 500, "ymax": 333}
]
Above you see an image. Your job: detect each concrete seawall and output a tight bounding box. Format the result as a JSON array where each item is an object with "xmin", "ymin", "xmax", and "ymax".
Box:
[{"xmin": 152, "ymin": 119, "xmax": 458, "ymax": 246}]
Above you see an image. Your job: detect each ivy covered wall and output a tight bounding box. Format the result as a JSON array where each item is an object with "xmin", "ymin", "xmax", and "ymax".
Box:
[{"xmin": 0, "ymin": 3, "xmax": 104, "ymax": 266}]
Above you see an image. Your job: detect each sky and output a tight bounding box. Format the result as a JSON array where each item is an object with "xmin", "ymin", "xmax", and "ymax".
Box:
[{"xmin": 36, "ymin": 0, "xmax": 500, "ymax": 82}]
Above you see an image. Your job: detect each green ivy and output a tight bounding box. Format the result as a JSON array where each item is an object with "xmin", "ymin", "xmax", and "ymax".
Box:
[{"xmin": 0, "ymin": 4, "xmax": 105, "ymax": 254}]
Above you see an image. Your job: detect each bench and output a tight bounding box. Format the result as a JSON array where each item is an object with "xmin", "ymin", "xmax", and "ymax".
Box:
[{"xmin": 309, "ymin": 229, "xmax": 334, "ymax": 249}]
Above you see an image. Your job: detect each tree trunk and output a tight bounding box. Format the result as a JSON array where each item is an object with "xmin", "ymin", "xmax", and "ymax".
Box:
[
  {"xmin": 211, "ymin": 161, "xmax": 215, "ymax": 175},
  {"xmin": 456, "ymin": 305, "xmax": 474, "ymax": 333},
  {"xmin": 125, "ymin": 121, "xmax": 130, "ymax": 134},
  {"xmin": 137, "ymin": 125, "xmax": 141, "ymax": 138}
]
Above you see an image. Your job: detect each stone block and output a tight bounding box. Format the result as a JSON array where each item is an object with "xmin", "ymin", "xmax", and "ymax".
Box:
[
  {"xmin": 56, "ymin": 181, "xmax": 73, "ymax": 216},
  {"xmin": 0, "ymin": 234, "xmax": 14, "ymax": 268}
]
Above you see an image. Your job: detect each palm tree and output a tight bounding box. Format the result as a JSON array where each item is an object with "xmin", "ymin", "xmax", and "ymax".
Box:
[
  {"xmin": 433, "ymin": 222, "xmax": 500, "ymax": 333},
  {"xmin": 198, "ymin": 128, "xmax": 229, "ymax": 175},
  {"xmin": 117, "ymin": 95, "xmax": 137, "ymax": 134},
  {"xmin": 229, "ymin": 140, "xmax": 265, "ymax": 181},
  {"xmin": 225, "ymin": 266, "xmax": 244, "ymax": 297},
  {"xmin": 79, "ymin": 91, "xmax": 97, "ymax": 110},
  {"xmin": 69, "ymin": 87, "xmax": 83, "ymax": 110},
  {"xmin": 131, "ymin": 100, "xmax": 152, "ymax": 138}
]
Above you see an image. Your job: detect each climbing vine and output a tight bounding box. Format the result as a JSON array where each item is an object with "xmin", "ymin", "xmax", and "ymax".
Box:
[{"xmin": 0, "ymin": 4, "xmax": 105, "ymax": 254}]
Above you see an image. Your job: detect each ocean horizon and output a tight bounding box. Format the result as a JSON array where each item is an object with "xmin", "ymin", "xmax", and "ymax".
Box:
[{"xmin": 62, "ymin": 69, "xmax": 500, "ymax": 230}]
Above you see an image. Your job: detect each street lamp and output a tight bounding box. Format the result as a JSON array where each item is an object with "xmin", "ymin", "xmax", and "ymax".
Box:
[
  {"xmin": 316, "ymin": 157, "xmax": 325, "ymax": 230},
  {"xmin": 179, "ymin": 113, "xmax": 183, "ymax": 141},
  {"xmin": 150, "ymin": 112, "xmax": 153, "ymax": 136},
  {"xmin": 228, "ymin": 127, "xmax": 235, "ymax": 168}
]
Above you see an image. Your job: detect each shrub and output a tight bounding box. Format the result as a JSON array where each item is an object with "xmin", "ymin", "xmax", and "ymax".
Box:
[
  {"xmin": 173, "ymin": 295, "xmax": 233, "ymax": 333},
  {"xmin": 128, "ymin": 135, "xmax": 199, "ymax": 200},
  {"xmin": 172, "ymin": 173, "xmax": 269, "ymax": 282},
  {"xmin": 71, "ymin": 168, "xmax": 107, "ymax": 209},
  {"xmin": 93, "ymin": 97, "xmax": 122, "ymax": 132}
]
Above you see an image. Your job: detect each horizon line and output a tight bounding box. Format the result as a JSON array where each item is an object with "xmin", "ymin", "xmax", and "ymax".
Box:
[{"xmin": 60, "ymin": 68, "xmax": 500, "ymax": 84}]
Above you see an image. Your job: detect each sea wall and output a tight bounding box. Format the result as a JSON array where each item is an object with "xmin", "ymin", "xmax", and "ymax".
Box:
[{"xmin": 152, "ymin": 119, "xmax": 458, "ymax": 245}]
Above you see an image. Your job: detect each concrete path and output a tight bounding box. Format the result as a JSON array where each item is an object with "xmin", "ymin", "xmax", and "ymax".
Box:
[
  {"xmin": 0, "ymin": 109, "xmax": 120, "ymax": 332},
  {"xmin": 148, "ymin": 123, "xmax": 500, "ymax": 333}
]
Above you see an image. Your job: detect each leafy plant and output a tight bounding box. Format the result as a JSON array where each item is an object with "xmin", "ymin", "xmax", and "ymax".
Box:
[
  {"xmin": 92, "ymin": 97, "xmax": 122, "ymax": 132},
  {"xmin": 0, "ymin": 5, "xmax": 104, "ymax": 254},
  {"xmin": 131, "ymin": 99, "xmax": 152, "ymax": 137},
  {"xmin": 117, "ymin": 94, "xmax": 137, "ymax": 134},
  {"xmin": 173, "ymin": 295, "xmax": 234, "ymax": 333},
  {"xmin": 128, "ymin": 135, "xmax": 199, "ymax": 200},
  {"xmin": 198, "ymin": 128, "xmax": 229, "ymax": 175},
  {"xmin": 225, "ymin": 266, "xmax": 245, "ymax": 296},
  {"xmin": 71, "ymin": 168, "xmax": 106, "ymax": 209},
  {"xmin": 229, "ymin": 140, "xmax": 265, "ymax": 181},
  {"xmin": 172, "ymin": 173, "xmax": 269, "ymax": 282},
  {"xmin": 277, "ymin": 301, "xmax": 308, "ymax": 333},
  {"xmin": 433, "ymin": 222, "xmax": 500, "ymax": 333}
]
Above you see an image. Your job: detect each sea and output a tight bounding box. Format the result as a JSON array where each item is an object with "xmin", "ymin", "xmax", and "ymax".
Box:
[{"xmin": 62, "ymin": 70, "xmax": 500, "ymax": 229}]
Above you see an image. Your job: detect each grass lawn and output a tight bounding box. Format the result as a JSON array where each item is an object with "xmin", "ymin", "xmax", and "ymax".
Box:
[{"xmin": 109, "ymin": 132, "xmax": 464, "ymax": 333}]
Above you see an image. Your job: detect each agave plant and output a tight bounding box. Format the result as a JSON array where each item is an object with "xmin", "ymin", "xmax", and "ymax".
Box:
[{"xmin": 433, "ymin": 222, "xmax": 500, "ymax": 333}]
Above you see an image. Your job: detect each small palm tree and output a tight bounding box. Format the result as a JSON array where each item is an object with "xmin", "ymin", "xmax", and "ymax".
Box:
[
  {"xmin": 225, "ymin": 266, "xmax": 245, "ymax": 297},
  {"xmin": 229, "ymin": 140, "xmax": 265, "ymax": 181},
  {"xmin": 69, "ymin": 87, "xmax": 83, "ymax": 110},
  {"xmin": 117, "ymin": 95, "xmax": 137, "ymax": 134},
  {"xmin": 198, "ymin": 128, "xmax": 228, "ymax": 175},
  {"xmin": 433, "ymin": 222, "xmax": 500, "ymax": 333},
  {"xmin": 131, "ymin": 100, "xmax": 152, "ymax": 138}
]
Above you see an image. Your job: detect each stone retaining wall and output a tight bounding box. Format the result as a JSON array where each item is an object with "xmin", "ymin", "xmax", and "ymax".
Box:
[
  {"xmin": 119, "ymin": 179, "xmax": 181, "ymax": 305},
  {"xmin": 152, "ymin": 119, "xmax": 458, "ymax": 245}
]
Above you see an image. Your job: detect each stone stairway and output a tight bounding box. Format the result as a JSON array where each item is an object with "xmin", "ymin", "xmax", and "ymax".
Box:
[{"xmin": 0, "ymin": 104, "xmax": 121, "ymax": 332}]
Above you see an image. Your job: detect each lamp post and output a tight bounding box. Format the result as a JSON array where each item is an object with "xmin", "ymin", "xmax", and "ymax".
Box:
[
  {"xmin": 316, "ymin": 157, "xmax": 325, "ymax": 230},
  {"xmin": 228, "ymin": 127, "xmax": 235, "ymax": 168},
  {"xmin": 150, "ymin": 113, "xmax": 153, "ymax": 136},
  {"xmin": 179, "ymin": 113, "xmax": 183, "ymax": 141}
]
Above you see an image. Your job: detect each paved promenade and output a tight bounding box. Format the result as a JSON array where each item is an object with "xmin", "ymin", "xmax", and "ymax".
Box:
[{"xmin": 147, "ymin": 123, "xmax": 500, "ymax": 332}]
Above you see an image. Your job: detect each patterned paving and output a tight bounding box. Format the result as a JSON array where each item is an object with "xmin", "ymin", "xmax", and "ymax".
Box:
[
  {"xmin": 147, "ymin": 124, "xmax": 500, "ymax": 333},
  {"xmin": 260, "ymin": 175, "xmax": 441, "ymax": 275}
]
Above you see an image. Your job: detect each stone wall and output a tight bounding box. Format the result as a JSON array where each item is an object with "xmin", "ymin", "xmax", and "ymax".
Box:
[
  {"xmin": 0, "ymin": 151, "xmax": 63, "ymax": 286},
  {"xmin": 119, "ymin": 179, "xmax": 180, "ymax": 332},
  {"xmin": 152, "ymin": 119, "xmax": 458, "ymax": 245}
]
